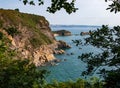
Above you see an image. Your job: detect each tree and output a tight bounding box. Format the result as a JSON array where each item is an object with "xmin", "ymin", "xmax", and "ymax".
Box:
[
  {"xmin": 19, "ymin": 0, "xmax": 120, "ymax": 14},
  {"xmin": 77, "ymin": 25, "xmax": 120, "ymax": 87}
]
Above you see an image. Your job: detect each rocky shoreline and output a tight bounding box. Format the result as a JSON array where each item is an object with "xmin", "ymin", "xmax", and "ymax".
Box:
[{"xmin": 33, "ymin": 40, "xmax": 71, "ymax": 66}]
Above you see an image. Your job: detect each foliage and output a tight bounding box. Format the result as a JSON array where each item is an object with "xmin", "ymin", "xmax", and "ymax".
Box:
[
  {"xmin": 4, "ymin": 27, "xmax": 20, "ymax": 37},
  {"xmin": 0, "ymin": 59, "xmax": 48, "ymax": 88},
  {"xmin": 104, "ymin": 69, "xmax": 120, "ymax": 88},
  {"xmin": 0, "ymin": 32, "xmax": 48, "ymax": 88},
  {"xmin": 44, "ymin": 78, "xmax": 103, "ymax": 88},
  {"xmin": 105, "ymin": 0, "xmax": 120, "ymax": 13},
  {"xmin": 76, "ymin": 25, "xmax": 120, "ymax": 87},
  {"xmin": 20, "ymin": 0, "xmax": 78, "ymax": 14},
  {"xmin": 15, "ymin": 8, "xmax": 19, "ymax": 12},
  {"xmin": 20, "ymin": 0, "xmax": 120, "ymax": 14}
]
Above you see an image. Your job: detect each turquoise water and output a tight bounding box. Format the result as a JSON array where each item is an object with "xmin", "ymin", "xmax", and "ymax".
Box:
[{"xmin": 41, "ymin": 25, "xmax": 102, "ymax": 82}]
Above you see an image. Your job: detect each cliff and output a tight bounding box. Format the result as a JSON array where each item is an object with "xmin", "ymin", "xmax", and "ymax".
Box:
[{"xmin": 0, "ymin": 9, "xmax": 64, "ymax": 66}]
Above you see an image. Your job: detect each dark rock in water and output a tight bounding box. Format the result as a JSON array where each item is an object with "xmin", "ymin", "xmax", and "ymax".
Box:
[
  {"xmin": 74, "ymin": 34, "xmax": 79, "ymax": 36},
  {"xmin": 57, "ymin": 40, "xmax": 71, "ymax": 49},
  {"xmin": 70, "ymin": 52, "xmax": 74, "ymax": 55},
  {"xmin": 54, "ymin": 59, "xmax": 61, "ymax": 63},
  {"xmin": 63, "ymin": 59, "xmax": 67, "ymax": 61},
  {"xmin": 48, "ymin": 59, "xmax": 61, "ymax": 66},
  {"xmin": 66, "ymin": 53, "xmax": 70, "ymax": 56},
  {"xmin": 79, "ymin": 47, "xmax": 82, "ymax": 49},
  {"xmin": 80, "ymin": 32, "xmax": 90, "ymax": 36},
  {"xmin": 53, "ymin": 30, "xmax": 71, "ymax": 36}
]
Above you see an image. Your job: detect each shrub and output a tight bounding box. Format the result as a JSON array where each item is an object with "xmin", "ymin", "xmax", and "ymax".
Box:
[{"xmin": 4, "ymin": 27, "xmax": 20, "ymax": 37}]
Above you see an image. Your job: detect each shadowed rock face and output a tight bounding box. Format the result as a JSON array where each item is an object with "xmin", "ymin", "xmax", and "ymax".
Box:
[{"xmin": 53, "ymin": 30, "xmax": 71, "ymax": 36}]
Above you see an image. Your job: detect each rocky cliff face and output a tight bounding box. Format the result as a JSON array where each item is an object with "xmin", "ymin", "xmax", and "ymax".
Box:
[
  {"xmin": 0, "ymin": 9, "xmax": 59, "ymax": 66},
  {"xmin": 0, "ymin": 9, "xmax": 71, "ymax": 66}
]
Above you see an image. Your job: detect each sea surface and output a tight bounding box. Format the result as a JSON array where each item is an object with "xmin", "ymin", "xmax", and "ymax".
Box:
[{"xmin": 41, "ymin": 25, "xmax": 102, "ymax": 82}]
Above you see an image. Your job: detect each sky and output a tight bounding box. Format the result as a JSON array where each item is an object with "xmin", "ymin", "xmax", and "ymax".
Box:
[{"xmin": 0, "ymin": 0, "xmax": 120, "ymax": 26}]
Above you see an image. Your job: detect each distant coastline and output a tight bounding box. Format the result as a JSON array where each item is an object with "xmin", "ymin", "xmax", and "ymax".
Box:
[{"xmin": 50, "ymin": 24, "xmax": 101, "ymax": 28}]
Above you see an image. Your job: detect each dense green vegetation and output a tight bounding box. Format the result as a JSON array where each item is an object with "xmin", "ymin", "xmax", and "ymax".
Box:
[
  {"xmin": 4, "ymin": 27, "xmax": 21, "ymax": 37},
  {"xmin": 0, "ymin": 9, "xmax": 45, "ymax": 26},
  {"xmin": 44, "ymin": 77, "xmax": 104, "ymax": 88}
]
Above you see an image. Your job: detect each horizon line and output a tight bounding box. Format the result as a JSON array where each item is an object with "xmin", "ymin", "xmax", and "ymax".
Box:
[{"xmin": 50, "ymin": 24, "xmax": 102, "ymax": 26}]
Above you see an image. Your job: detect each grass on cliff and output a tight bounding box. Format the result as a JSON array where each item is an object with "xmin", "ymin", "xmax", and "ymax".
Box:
[
  {"xmin": 0, "ymin": 9, "xmax": 52, "ymax": 48},
  {"xmin": 30, "ymin": 28, "xmax": 52, "ymax": 48},
  {"xmin": 0, "ymin": 9, "xmax": 46, "ymax": 27}
]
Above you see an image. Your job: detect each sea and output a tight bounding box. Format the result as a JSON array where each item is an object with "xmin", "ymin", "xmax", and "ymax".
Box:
[{"xmin": 41, "ymin": 25, "xmax": 102, "ymax": 82}]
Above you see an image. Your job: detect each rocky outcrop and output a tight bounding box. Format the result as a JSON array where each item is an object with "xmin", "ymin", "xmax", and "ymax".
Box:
[
  {"xmin": 0, "ymin": 9, "xmax": 55, "ymax": 66},
  {"xmin": 57, "ymin": 40, "xmax": 71, "ymax": 49},
  {"xmin": 33, "ymin": 45, "xmax": 55, "ymax": 66},
  {"xmin": 80, "ymin": 32, "xmax": 90, "ymax": 36},
  {"xmin": 53, "ymin": 49, "xmax": 65, "ymax": 54},
  {"xmin": 53, "ymin": 30, "xmax": 71, "ymax": 36}
]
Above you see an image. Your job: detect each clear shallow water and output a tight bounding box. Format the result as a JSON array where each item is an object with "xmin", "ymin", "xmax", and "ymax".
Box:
[{"xmin": 40, "ymin": 25, "xmax": 102, "ymax": 82}]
